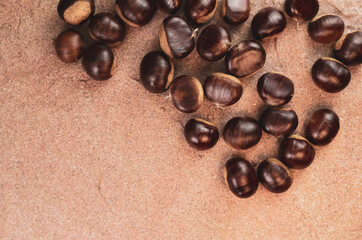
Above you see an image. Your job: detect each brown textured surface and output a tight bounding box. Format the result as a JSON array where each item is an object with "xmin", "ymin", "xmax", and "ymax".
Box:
[{"xmin": 0, "ymin": 0, "xmax": 361, "ymax": 239}]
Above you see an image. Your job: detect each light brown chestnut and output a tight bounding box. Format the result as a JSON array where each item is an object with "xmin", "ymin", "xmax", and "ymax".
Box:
[
  {"xmin": 308, "ymin": 15, "xmax": 344, "ymax": 44},
  {"xmin": 185, "ymin": 0, "xmax": 217, "ymax": 25},
  {"xmin": 334, "ymin": 31, "xmax": 362, "ymax": 66},
  {"xmin": 58, "ymin": 0, "xmax": 95, "ymax": 25},
  {"xmin": 156, "ymin": 0, "xmax": 183, "ymax": 14},
  {"xmin": 115, "ymin": 0, "xmax": 155, "ymax": 27},
  {"xmin": 184, "ymin": 119, "xmax": 219, "ymax": 150},
  {"xmin": 55, "ymin": 29, "xmax": 84, "ymax": 63},
  {"xmin": 284, "ymin": 0, "xmax": 319, "ymax": 21},
  {"xmin": 222, "ymin": 0, "xmax": 250, "ymax": 25},
  {"xmin": 259, "ymin": 108, "xmax": 298, "ymax": 138}
]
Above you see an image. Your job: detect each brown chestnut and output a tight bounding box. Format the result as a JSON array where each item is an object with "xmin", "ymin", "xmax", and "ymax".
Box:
[
  {"xmin": 224, "ymin": 157, "xmax": 258, "ymax": 198},
  {"xmin": 225, "ymin": 40, "xmax": 266, "ymax": 78},
  {"xmin": 308, "ymin": 15, "xmax": 344, "ymax": 44},
  {"xmin": 184, "ymin": 119, "xmax": 219, "ymax": 150},
  {"xmin": 279, "ymin": 135, "xmax": 315, "ymax": 169},
  {"xmin": 222, "ymin": 0, "xmax": 250, "ymax": 25},
  {"xmin": 203, "ymin": 73, "xmax": 242, "ymax": 107},
  {"xmin": 170, "ymin": 75, "xmax": 204, "ymax": 113},
  {"xmin": 55, "ymin": 29, "xmax": 84, "ymax": 63},
  {"xmin": 284, "ymin": 0, "xmax": 319, "ymax": 21},
  {"xmin": 185, "ymin": 0, "xmax": 217, "ymax": 25},
  {"xmin": 334, "ymin": 31, "xmax": 362, "ymax": 66},
  {"xmin": 311, "ymin": 57, "xmax": 351, "ymax": 93},
  {"xmin": 223, "ymin": 117, "xmax": 262, "ymax": 150},
  {"xmin": 257, "ymin": 72, "xmax": 294, "ymax": 107},
  {"xmin": 156, "ymin": 0, "xmax": 183, "ymax": 14},
  {"xmin": 259, "ymin": 108, "xmax": 298, "ymax": 138},
  {"xmin": 140, "ymin": 51, "xmax": 174, "ymax": 93},
  {"xmin": 305, "ymin": 109, "xmax": 340, "ymax": 146},
  {"xmin": 115, "ymin": 0, "xmax": 155, "ymax": 27},
  {"xmin": 82, "ymin": 44, "xmax": 116, "ymax": 81},
  {"xmin": 58, "ymin": 0, "xmax": 95, "ymax": 25},
  {"xmin": 251, "ymin": 7, "xmax": 287, "ymax": 41},
  {"xmin": 159, "ymin": 16, "xmax": 196, "ymax": 59}
]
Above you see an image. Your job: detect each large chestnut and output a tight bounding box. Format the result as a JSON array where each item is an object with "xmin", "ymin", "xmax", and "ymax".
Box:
[
  {"xmin": 184, "ymin": 119, "xmax": 219, "ymax": 150},
  {"xmin": 284, "ymin": 0, "xmax": 319, "ymax": 21},
  {"xmin": 222, "ymin": 0, "xmax": 250, "ymax": 25},
  {"xmin": 259, "ymin": 108, "xmax": 298, "ymax": 138},
  {"xmin": 308, "ymin": 15, "xmax": 344, "ymax": 44},
  {"xmin": 223, "ymin": 117, "xmax": 262, "ymax": 150},
  {"xmin": 156, "ymin": 0, "xmax": 183, "ymax": 14},
  {"xmin": 311, "ymin": 57, "xmax": 351, "ymax": 93},
  {"xmin": 170, "ymin": 75, "xmax": 204, "ymax": 113},
  {"xmin": 225, "ymin": 40, "xmax": 266, "ymax": 78},
  {"xmin": 224, "ymin": 157, "xmax": 258, "ymax": 198},
  {"xmin": 140, "ymin": 51, "xmax": 174, "ymax": 93},
  {"xmin": 58, "ymin": 0, "xmax": 95, "ymax": 25},
  {"xmin": 305, "ymin": 109, "xmax": 340, "ymax": 146},
  {"xmin": 251, "ymin": 7, "xmax": 287, "ymax": 41},
  {"xmin": 334, "ymin": 31, "xmax": 362, "ymax": 66},
  {"xmin": 82, "ymin": 44, "xmax": 116, "ymax": 81},
  {"xmin": 185, "ymin": 0, "xmax": 217, "ymax": 25},
  {"xmin": 115, "ymin": 0, "xmax": 155, "ymax": 27},
  {"xmin": 159, "ymin": 16, "xmax": 196, "ymax": 59},
  {"xmin": 55, "ymin": 29, "xmax": 84, "ymax": 63},
  {"xmin": 257, "ymin": 158, "xmax": 292, "ymax": 193}
]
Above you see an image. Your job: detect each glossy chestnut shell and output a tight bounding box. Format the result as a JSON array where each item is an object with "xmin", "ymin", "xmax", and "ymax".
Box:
[
  {"xmin": 115, "ymin": 0, "xmax": 155, "ymax": 27},
  {"xmin": 156, "ymin": 0, "xmax": 183, "ymax": 14},
  {"xmin": 58, "ymin": 0, "xmax": 95, "ymax": 25},
  {"xmin": 308, "ymin": 15, "xmax": 344, "ymax": 44},
  {"xmin": 55, "ymin": 29, "xmax": 84, "ymax": 63},
  {"xmin": 284, "ymin": 0, "xmax": 319, "ymax": 21},
  {"xmin": 222, "ymin": 0, "xmax": 250, "ymax": 25},
  {"xmin": 185, "ymin": 0, "xmax": 217, "ymax": 25},
  {"xmin": 184, "ymin": 118, "xmax": 219, "ymax": 150},
  {"xmin": 334, "ymin": 31, "xmax": 362, "ymax": 66},
  {"xmin": 259, "ymin": 108, "xmax": 298, "ymax": 138}
]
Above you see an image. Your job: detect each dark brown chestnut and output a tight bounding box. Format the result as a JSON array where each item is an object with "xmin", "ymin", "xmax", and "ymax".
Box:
[
  {"xmin": 170, "ymin": 75, "xmax": 204, "ymax": 113},
  {"xmin": 159, "ymin": 16, "xmax": 196, "ymax": 59},
  {"xmin": 156, "ymin": 0, "xmax": 183, "ymax": 14},
  {"xmin": 81, "ymin": 44, "xmax": 116, "ymax": 81},
  {"xmin": 88, "ymin": 13, "xmax": 126, "ymax": 47},
  {"xmin": 140, "ymin": 51, "xmax": 174, "ymax": 93},
  {"xmin": 115, "ymin": 0, "xmax": 155, "ymax": 27},
  {"xmin": 257, "ymin": 158, "xmax": 292, "ymax": 193},
  {"xmin": 284, "ymin": 0, "xmax": 319, "ymax": 21},
  {"xmin": 305, "ymin": 109, "xmax": 340, "ymax": 146},
  {"xmin": 308, "ymin": 15, "xmax": 344, "ymax": 44},
  {"xmin": 185, "ymin": 0, "xmax": 217, "ymax": 25},
  {"xmin": 251, "ymin": 7, "xmax": 287, "ymax": 41},
  {"xmin": 225, "ymin": 40, "xmax": 266, "ymax": 78},
  {"xmin": 222, "ymin": 0, "xmax": 250, "ymax": 25},
  {"xmin": 311, "ymin": 57, "xmax": 351, "ymax": 93},
  {"xmin": 334, "ymin": 31, "xmax": 362, "ymax": 66},
  {"xmin": 257, "ymin": 72, "xmax": 294, "ymax": 107},
  {"xmin": 224, "ymin": 157, "xmax": 258, "ymax": 198},
  {"xmin": 184, "ymin": 118, "xmax": 219, "ymax": 150},
  {"xmin": 55, "ymin": 29, "xmax": 84, "ymax": 63},
  {"xmin": 58, "ymin": 0, "xmax": 95, "ymax": 25},
  {"xmin": 203, "ymin": 73, "xmax": 242, "ymax": 107},
  {"xmin": 223, "ymin": 117, "xmax": 262, "ymax": 150},
  {"xmin": 279, "ymin": 135, "xmax": 315, "ymax": 169},
  {"xmin": 259, "ymin": 108, "xmax": 298, "ymax": 138}
]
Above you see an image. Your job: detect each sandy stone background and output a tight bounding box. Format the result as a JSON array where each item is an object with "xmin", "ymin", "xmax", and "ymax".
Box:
[{"xmin": 0, "ymin": 0, "xmax": 361, "ymax": 239}]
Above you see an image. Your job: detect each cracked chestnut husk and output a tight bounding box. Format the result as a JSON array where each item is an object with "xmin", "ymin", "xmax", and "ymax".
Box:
[
  {"xmin": 115, "ymin": 0, "xmax": 155, "ymax": 27},
  {"xmin": 334, "ymin": 31, "xmax": 362, "ymax": 66},
  {"xmin": 55, "ymin": 29, "xmax": 84, "ymax": 63},
  {"xmin": 259, "ymin": 108, "xmax": 298, "ymax": 138},
  {"xmin": 185, "ymin": 0, "xmax": 217, "ymax": 25},
  {"xmin": 284, "ymin": 0, "xmax": 319, "ymax": 21},
  {"xmin": 184, "ymin": 119, "xmax": 219, "ymax": 150},
  {"xmin": 58, "ymin": 0, "xmax": 95, "ymax": 25},
  {"xmin": 156, "ymin": 0, "xmax": 183, "ymax": 14},
  {"xmin": 222, "ymin": 0, "xmax": 250, "ymax": 25},
  {"xmin": 308, "ymin": 15, "xmax": 344, "ymax": 44}
]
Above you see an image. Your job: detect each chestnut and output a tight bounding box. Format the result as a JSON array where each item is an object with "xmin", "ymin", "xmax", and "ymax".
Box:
[
  {"xmin": 308, "ymin": 15, "xmax": 344, "ymax": 44},
  {"xmin": 156, "ymin": 0, "xmax": 183, "ymax": 14},
  {"xmin": 311, "ymin": 57, "xmax": 351, "ymax": 93},
  {"xmin": 58, "ymin": 0, "xmax": 95, "ymax": 25},
  {"xmin": 224, "ymin": 157, "xmax": 258, "ymax": 198},
  {"xmin": 284, "ymin": 0, "xmax": 319, "ymax": 21},
  {"xmin": 55, "ymin": 29, "xmax": 84, "ymax": 63},
  {"xmin": 197, "ymin": 25, "xmax": 231, "ymax": 62},
  {"xmin": 115, "ymin": 0, "xmax": 155, "ymax": 27},
  {"xmin": 259, "ymin": 108, "xmax": 298, "ymax": 138},
  {"xmin": 225, "ymin": 40, "xmax": 266, "ymax": 78},
  {"xmin": 251, "ymin": 7, "xmax": 287, "ymax": 41},
  {"xmin": 203, "ymin": 73, "xmax": 242, "ymax": 107},
  {"xmin": 140, "ymin": 51, "xmax": 174, "ymax": 93},
  {"xmin": 305, "ymin": 109, "xmax": 340, "ymax": 146},
  {"xmin": 170, "ymin": 75, "xmax": 204, "ymax": 113},
  {"xmin": 222, "ymin": 0, "xmax": 250, "ymax": 25},
  {"xmin": 223, "ymin": 117, "xmax": 262, "ymax": 150},
  {"xmin": 159, "ymin": 16, "xmax": 196, "ymax": 59},
  {"xmin": 82, "ymin": 44, "xmax": 116, "ymax": 81},
  {"xmin": 88, "ymin": 13, "xmax": 126, "ymax": 47},
  {"xmin": 184, "ymin": 119, "xmax": 219, "ymax": 150},
  {"xmin": 334, "ymin": 31, "xmax": 362, "ymax": 66},
  {"xmin": 257, "ymin": 72, "xmax": 294, "ymax": 107},
  {"xmin": 279, "ymin": 135, "xmax": 315, "ymax": 169},
  {"xmin": 185, "ymin": 0, "xmax": 217, "ymax": 25}
]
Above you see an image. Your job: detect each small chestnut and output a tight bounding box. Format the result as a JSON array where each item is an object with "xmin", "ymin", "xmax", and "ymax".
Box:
[
  {"xmin": 156, "ymin": 0, "xmax": 183, "ymax": 14},
  {"xmin": 257, "ymin": 72, "xmax": 294, "ymax": 107},
  {"xmin": 197, "ymin": 24, "xmax": 231, "ymax": 62},
  {"xmin": 140, "ymin": 51, "xmax": 174, "ymax": 93},
  {"xmin": 203, "ymin": 73, "xmax": 243, "ymax": 107},
  {"xmin": 225, "ymin": 40, "xmax": 266, "ymax": 78},
  {"xmin": 308, "ymin": 15, "xmax": 344, "ymax": 44},
  {"xmin": 284, "ymin": 0, "xmax": 319, "ymax": 21},
  {"xmin": 58, "ymin": 0, "xmax": 95, "ymax": 25},
  {"xmin": 224, "ymin": 157, "xmax": 258, "ymax": 198},
  {"xmin": 311, "ymin": 57, "xmax": 351, "ymax": 93},
  {"xmin": 257, "ymin": 158, "xmax": 292, "ymax": 193},
  {"xmin": 82, "ymin": 44, "xmax": 116, "ymax": 81},
  {"xmin": 334, "ymin": 31, "xmax": 362, "ymax": 66},
  {"xmin": 55, "ymin": 29, "xmax": 84, "ymax": 63},
  {"xmin": 184, "ymin": 119, "xmax": 219, "ymax": 150},
  {"xmin": 305, "ymin": 109, "xmax": 340, "ymax": 146},
  {"xmin": 185, "ymin": 0, "xmax": 217, "ymax": 25},
  {"xmin": 223, "ymin": 117, "xmax": 262, "ymax": 150},
  {"xmin": 115, "ymin": 0, "xmax": 155, "ymax": 27},
  {"xmin": 222, "ymin": 0, "xmax": 250, "ymax": 25},
  {"xmin": 170, "ymin": 75, "xmax": 204, "ymax": 113},
  {"xmin": 251, "ymin": 7, "xmax": 287, "ymax": 41},
  {"xmin": 259, "ymin": 108, "xmax": 298, "ymax": 138}
]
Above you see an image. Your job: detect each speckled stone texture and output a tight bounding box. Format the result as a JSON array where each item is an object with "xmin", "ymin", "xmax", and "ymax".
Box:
[{"xmin": 0, "ymin": 0, "xmax": 361, "ymax": 239}]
